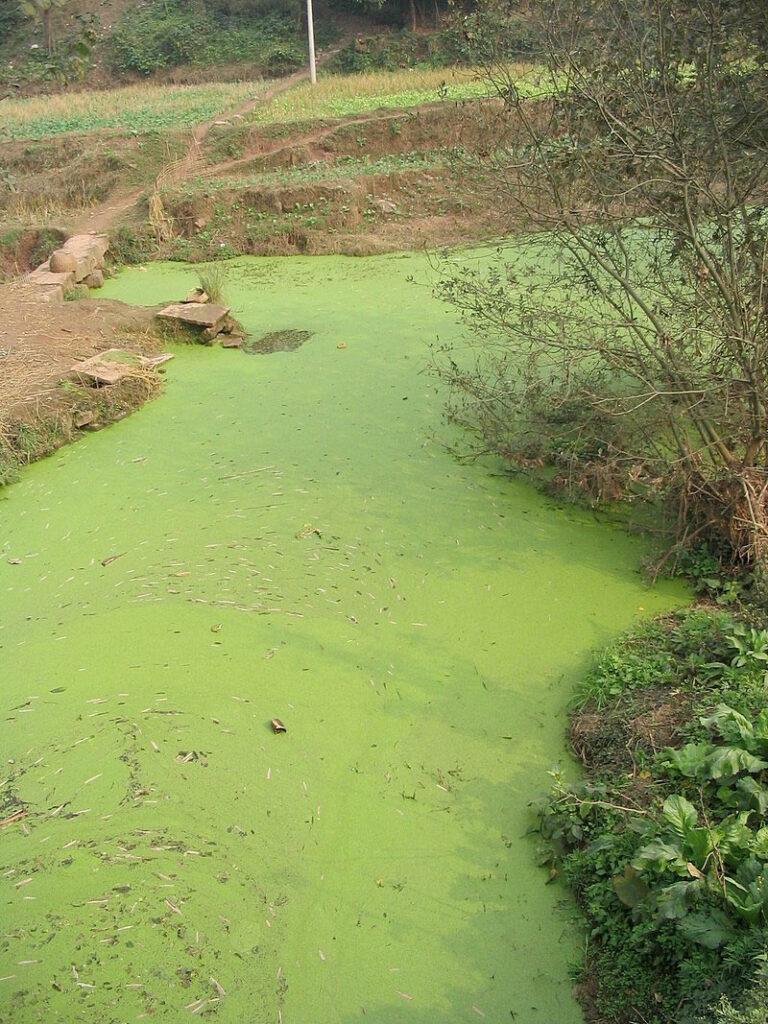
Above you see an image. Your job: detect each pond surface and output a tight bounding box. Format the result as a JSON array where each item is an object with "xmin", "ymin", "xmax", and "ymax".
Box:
[{"xmin": 0, "ymin": 252, "xmax": 686, "ymax": 1023}]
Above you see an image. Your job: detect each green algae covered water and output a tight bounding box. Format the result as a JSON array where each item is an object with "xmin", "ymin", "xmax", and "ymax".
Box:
[{"xmin": 1, "ymin": 253, "xmax": 687, "ymax": 1024}]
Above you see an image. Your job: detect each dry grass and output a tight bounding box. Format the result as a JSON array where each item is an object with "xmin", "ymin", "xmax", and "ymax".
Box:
[{"xmin": 0, "ymin": 350, "xmax": 57, "ymax": 433}]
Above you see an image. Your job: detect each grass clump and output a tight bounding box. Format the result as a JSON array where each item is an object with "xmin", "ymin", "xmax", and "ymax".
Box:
[
  {"xmin": 536, "ymin": 608, "xmax": 768, "ymax": 1024},
  {"xmin": 108, "ymin": 227, "xmax": 151, "ymax": 268},
  {"xmin": 196, "ymin": 263, "xmax": 227, "ymax": 303}
]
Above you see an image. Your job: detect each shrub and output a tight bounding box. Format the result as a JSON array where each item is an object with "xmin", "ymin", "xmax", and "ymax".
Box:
[{"xmin": 108, "ymin": 226, "xmax": 149, "ymax": 267}]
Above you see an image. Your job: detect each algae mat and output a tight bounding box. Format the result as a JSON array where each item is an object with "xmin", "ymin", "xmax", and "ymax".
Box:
[{"xmin": 0, "ymin": 253, "xmax": 686, "ymax": 1023}]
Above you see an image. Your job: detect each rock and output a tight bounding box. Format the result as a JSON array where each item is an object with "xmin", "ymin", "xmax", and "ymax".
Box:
[
  {"xmin": 221, "ymin": 335, "xmax": 244, "ymax": 348},
  {"xmin": 28, "ymin": 265, "xmax": 76, "ymax": 289},
  {"xmin": 82, "ymin": 270, "xmax": 104, "ymax": 289},
  {"xmin": 70, "ymin": 348, "xmax": 174, "ymax": 386},
  {"xmin": 157, "ymin": 302, "xmax": 231, "ymax": 342},
  {"xmin": 60, "ymin": 234, "xmax": 109, "ymax": 281},
  {"xmin": 73, "ymin": 410, "xmax": 96, "ymax": 428},
  {"xmin": 183, "ymin": 287, "xmax": 209, "ymax": 304},
  {"xmin": 49, "ymin": 250, "xmax": 78, "ymax": 274}
]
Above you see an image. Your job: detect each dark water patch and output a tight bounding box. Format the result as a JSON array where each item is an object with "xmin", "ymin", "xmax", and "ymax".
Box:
[{"xmin": 243, "ymin": 329, "xmax": 314, "ymax": 354}]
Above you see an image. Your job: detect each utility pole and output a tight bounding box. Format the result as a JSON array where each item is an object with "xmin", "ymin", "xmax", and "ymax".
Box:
[{"xmin": 306, "ymin": 0, "xmax": 317, "ymax": 85}]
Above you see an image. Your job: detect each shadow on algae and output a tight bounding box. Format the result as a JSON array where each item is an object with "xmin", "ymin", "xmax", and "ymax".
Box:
[{"xmin": 0, "ymin": 251, "xmax": 688, "ymax": 1023}]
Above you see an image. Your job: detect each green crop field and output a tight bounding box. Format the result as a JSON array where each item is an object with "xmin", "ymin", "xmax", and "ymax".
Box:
[
  {"xmin": 245, "ymin": 65, "xmax": 544, "ymax": 125},
  {"xmin": 0, "ymin": 81, "xmax": 266, "ymax": 142}
]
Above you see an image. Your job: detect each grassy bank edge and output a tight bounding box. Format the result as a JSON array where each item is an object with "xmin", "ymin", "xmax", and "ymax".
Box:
[{"xmin": 536, "ymin": 605, "xmax": 768, "ymax": 1024}]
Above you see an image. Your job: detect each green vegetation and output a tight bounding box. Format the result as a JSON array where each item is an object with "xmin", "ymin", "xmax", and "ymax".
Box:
[
  {"xmin": 1, "ymin": 0, "xmax": 336, "ymax": 88},
  {"xmin": 107, "ymin": 3, "xmax": 321, "ymax": 77},
  {"xmin": 106, "ymin": 226, "xmax": 151, "ymax": 268},
  {"xmin": 193, "ymin": 149, "xmax": 444, "ymax": 192},
  {"xmin": 195, "ymin": 263, "xmax": 227, "ymax": 303},
  {"xmin": 326, "ymin": 19, "xmax": 539, "ymax": 74},
  {"xmin": 536, "ymin": 608, "xmax": 768, "ymax": 1023},
  {"xmin": 0, "ymin": 81, "xmax": 263, "ymax": 141}
]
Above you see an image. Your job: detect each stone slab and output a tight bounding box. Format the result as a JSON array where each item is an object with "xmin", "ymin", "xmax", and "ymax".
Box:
[
  {"xmin": 157, "ymin": 303, "xmax": 231, "ymax": 331},
  {"xmin": 64, "ymin": 233, "xmax": 109, "ymax": 262},
  {"xmin": 82, "ymin": 270, "xmax": 105, "ymax": 289},
  {"xmin": 28, "ymin": 266, "xmax": 76, "ymax": 290},
  {"xmin": 70, "ymin": 348, "xmax": 174, "ymax": 386}
]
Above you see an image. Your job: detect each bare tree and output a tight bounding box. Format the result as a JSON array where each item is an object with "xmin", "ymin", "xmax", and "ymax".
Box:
[
  {"xmin": 434, "ymin": 0, "xmax": 768, "ymax": 567},
  {"xmin": 19, "ymin": 0, "xmax": 69, "ymax": 55}
]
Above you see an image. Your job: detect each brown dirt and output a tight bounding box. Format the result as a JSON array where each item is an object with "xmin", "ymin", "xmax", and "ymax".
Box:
[
  {"xmin": 67, "ymin": 66, "xmax": 323, "ymax": 236},
  {"xmin": 569, "ymin": 688, "xmax": 692, "ymax": 776},
  {"xmin": 0, "ymin": 281, "xmax": 166, "ymax": 476}
]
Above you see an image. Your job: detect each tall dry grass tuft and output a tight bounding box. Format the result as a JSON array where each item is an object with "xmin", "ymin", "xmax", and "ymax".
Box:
[
  {"xmin": 196, "ymin": 264, "xmax": 227, "ymax": 303},
  {"xmin": 148, "ymin": 191, "xmax": 174, "ymax": 242}
]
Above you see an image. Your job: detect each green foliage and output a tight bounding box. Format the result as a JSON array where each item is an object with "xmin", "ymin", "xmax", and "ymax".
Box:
[
  {"xmin": 538, "ymin": 609, "xmax": 768, "ymax": 1022},
  {"xmin": 0, "ymin": 81, "xmax": 258, "ymax": 142},
  {"xmin": 107, "ymin": 1, "xmax": 309, "ymax": 76},
  {"xmin": 324, "ymin": 25, "xmax": 537, "ymax": 74},
  {"xmin": 26, "ymin": 227, "xmax": 65, "ymax": 269},
  {"xmin": 572, "ymin": 609, "xmax": 737, "ymax": 709},
  {"xmin": 0, "ymin": 450, "xmax": 21, "ymax": 488},
  {"xmin": 709, "ymin": 977, "xmax": 768, "ymax": 1023},
  {"xmin": 0, "ymin": 3, "xmax": 23, "ymax": 42},
  {"xmin": 245, "ymin": 70, "xmax": 520, "ymax": 128},
  {"xmin": 672, "ymin": 547, "xmax": 751, "ymax": 606},
  {"xmin": 19, "ymin": 0, "xmax": 69, "ymax": 54}
]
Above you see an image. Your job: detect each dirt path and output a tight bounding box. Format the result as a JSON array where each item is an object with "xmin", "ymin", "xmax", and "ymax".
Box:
[{"xmin": 70, "ymin": 57, "xmax": 339, "ymax": 235}]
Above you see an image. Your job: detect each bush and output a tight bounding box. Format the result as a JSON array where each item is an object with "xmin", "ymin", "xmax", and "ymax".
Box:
[
  {"xmin": 108, "ymin": 1, "xmax": 205, "ymax": 75},
  {"xmin": 0, "ymin": 4, "xmax": 23, "ymax": 45},
  {"xmin": 107, "ymin": 226, "xmax": 149, "ymax": 267}
]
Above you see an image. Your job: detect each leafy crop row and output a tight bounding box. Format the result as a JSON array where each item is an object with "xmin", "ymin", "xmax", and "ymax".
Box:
[
  {"xmin": 0, "ymin": 82, "xmax": 263, "ymax": 142},
  {"xmin": 191, "ymin": 150, "xmax": 445, "ymax": 194},
  {"xmin": 246, "ymin": 65, "xmax": 544, "ymax": 126}
]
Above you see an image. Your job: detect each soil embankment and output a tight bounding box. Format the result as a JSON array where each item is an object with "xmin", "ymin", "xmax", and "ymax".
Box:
[{"xmin": 0, "ymin": 283, "xmax": 162, "ymax": 482}]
